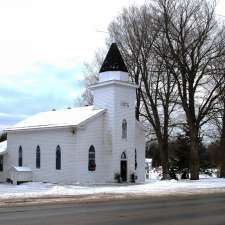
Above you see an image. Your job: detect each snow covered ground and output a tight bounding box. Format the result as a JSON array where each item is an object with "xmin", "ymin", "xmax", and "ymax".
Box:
[{"xmin": 0, "ymin": 177, "xmax": 225, "ymax": 200}]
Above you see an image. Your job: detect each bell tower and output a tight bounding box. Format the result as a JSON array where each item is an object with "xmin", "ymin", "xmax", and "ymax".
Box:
[
  {"xmin": 91, "ymin": 43, "xmax": 138, "ymax": 182},
  {"xmin": 98, "ymin": 43, "xmax": 129, "ymax": 82}
]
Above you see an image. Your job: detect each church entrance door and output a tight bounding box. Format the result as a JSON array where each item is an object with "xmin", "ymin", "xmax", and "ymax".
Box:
[
  {"xmin": 120, "ymin": 161, "xmax": 127, "ymax": 182},
  {"xmin": 120, "ymin": 152, "xmax": 127, "ymax": 182}
]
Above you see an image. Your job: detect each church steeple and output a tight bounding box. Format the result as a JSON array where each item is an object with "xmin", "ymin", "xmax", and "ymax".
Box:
[
  {"xmin": 99, "ymin": 43, "xmax": 128, "ymax": 73},
  {"xmin": 98, "ymin": 43, "xmax": 129, "ymax": 82},
  {"xmin": 91, "ymin": 43, "xmax": 138, "ymax": 183}
]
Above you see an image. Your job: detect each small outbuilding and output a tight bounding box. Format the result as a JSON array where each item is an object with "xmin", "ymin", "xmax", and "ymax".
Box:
[{"xmin": 8, "ymin": 166, "xmax": 32, "ymax": 185}]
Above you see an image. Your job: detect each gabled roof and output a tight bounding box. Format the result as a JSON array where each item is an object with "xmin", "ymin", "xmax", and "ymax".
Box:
[
  {"xmin": 6, "ymin": 106, "xmax": 105, "ymax": 131},
  {"xmin": 99, "ymin": 43, "xmax": 128, "ymax": 73}
]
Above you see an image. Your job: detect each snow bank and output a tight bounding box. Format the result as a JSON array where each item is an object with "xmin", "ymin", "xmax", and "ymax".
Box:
[{"xmin": 0, "ymin": 178, "xmax": 225, "ymax": 200}]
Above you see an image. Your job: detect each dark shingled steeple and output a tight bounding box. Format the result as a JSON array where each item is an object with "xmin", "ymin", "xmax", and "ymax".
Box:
[{"xmin": 99, "ymin": 43, "xmax": 128, "ymax": 73}]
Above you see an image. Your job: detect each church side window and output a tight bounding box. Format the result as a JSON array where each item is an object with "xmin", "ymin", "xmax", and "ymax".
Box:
[
  {"xmin": 122, "ymin": 119, "xmax": 127, "ymax": 139},
  {"xmin": 88, "ymin": 145, "xmax": 96, "ymax": 171},
  {"xmin": 135, "ymin": 149, "xmax": 137, "ymax": 170},
  {"xmin": 0, "ymin": 155, "xmax": 3, "ymax": 171},
  {"xmin": 18, "ymin": 146, "xmax": 23, "ymax": 167},
  {"xmin": 36, "ymin": 145, "xmax": 41, "ymax": 169},
  {"xmin": 56, "ymin": 145, "xmax": 61, "ymax": 170}
]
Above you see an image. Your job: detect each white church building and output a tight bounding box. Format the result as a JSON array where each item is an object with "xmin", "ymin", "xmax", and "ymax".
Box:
[{"xmin": 0, "ymin": 43, "xmax": 145, "ymax": 184}]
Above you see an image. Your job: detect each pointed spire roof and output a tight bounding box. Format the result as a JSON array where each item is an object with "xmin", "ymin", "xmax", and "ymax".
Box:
[{"xmin": 99, "ymin": 43, "xmax": 128, "ymax": 73}]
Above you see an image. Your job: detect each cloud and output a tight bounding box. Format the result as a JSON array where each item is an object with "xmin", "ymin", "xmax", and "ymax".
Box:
[
  {"xmin": 0, "ymin": 0, "xmax": 148, "ymax": 75},
  {"xmin": 0, "ymin": 62, "xmax": 84, "ymax": 130}
]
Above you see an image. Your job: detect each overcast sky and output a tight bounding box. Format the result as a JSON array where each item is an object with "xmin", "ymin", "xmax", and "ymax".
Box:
[{"xmin": 0, "ymin": 0, "xmax": 224, "ymax": 131}]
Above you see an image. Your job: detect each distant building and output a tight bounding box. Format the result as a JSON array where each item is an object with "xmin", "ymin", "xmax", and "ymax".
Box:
[{"xmin": 1, "ymin": 43, "xmax": 145, "ymax": 184}]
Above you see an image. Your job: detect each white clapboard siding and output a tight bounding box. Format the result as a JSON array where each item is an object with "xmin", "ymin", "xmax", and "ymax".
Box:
[
  {"xmin": 135, "ymin": 123, "xmax": 146, "ymax": 183},
  {"xmin": 111, "ymin": 84, "xmax": 136, "ymax": 179},
  {"xmin": 4, "ymin": 76, "xmax": 146, "ymax": 184},
  {"xmin": 92, "ymin": 81, "xmax": 145, "ymax": 183},
  {"xmin": 5, "ymin": 114, "xmax": 114, "ymax": 184}
]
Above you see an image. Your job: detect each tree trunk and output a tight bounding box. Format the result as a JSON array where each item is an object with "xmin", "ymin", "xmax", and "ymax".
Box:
[
  {"xmin": 220, "ymin": 101, "xmax": 225, "ymax": 177},
  {"xmin": 158, "ymin": 141, "xmax": 170, "ymax": 180},
  {"xmin": 190, "ymin": 131, "xmax": 200, "ymax": 180},
  {"xmin": 220, "ymin": 161, "xmax": 225, "ymax": 178}
]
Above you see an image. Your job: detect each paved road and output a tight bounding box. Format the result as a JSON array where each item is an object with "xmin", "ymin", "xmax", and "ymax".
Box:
[{"xmin": 0, "ymin": 193, "xmax": 225, "ymax": 225}]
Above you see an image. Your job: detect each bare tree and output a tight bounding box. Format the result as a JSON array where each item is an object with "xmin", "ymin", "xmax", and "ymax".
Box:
[
  {"xmin": 139, "ymin": 56, "xmax": 178, "ymax": 179},
  {"xmin": 155, "ymin": 0, "xmax": 225, "ymax": 179},
  {"xmin": 211, "ymin": 61, "xmax": 225, "ymax": 177},
  {"xmin": 0, "ymin": 132, "xmax": 7, "ymax": 142},
  {"xmin": 107, "ymin": 6, "xmax": 154, "ymax": 120},
  {"xmin": 77, "ymin": 51, "xmax": 105, "ymax": 106},
  {"xmin": 108, "ymin": 5, "xmax": 177, "ymax": 179},
  {"xmin": 219, "ymin": 95, "xmax": 225, "ymax": 177}
]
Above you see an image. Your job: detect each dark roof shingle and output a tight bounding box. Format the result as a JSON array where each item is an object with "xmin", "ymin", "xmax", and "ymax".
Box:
[{"xmin": 99, "ymin": 43, "xmax": 128, "ymax": 73}]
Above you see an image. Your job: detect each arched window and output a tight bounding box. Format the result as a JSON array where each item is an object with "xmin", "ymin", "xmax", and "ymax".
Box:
[
  {"xmin": 122, "ymin": 119, "xmax": 127, "ymax": 139},
  {"xmin": 18, "ymin": 146, "xmax": 23, "ymax": 167},
  {"xmin": 88, "ymin": 145, "xmax": 96, "ymax": 171},
  {"xmin": 56, "ymin": 145, "xmax": 61, "ymax": 170},
  {"xmin": 0, "ymin": 156, "xmax": 3, "ymax": 171},
  {"xmin": 135, "ymin": 149, "xmax": 137, "ymax": 170},
  {"xmin": 121, "ymin": 151, "xmax": 127, "ymax": 160},
  {"xmin": 36, "ymin": 145, "xmax": 41, "ymax": 169}
]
